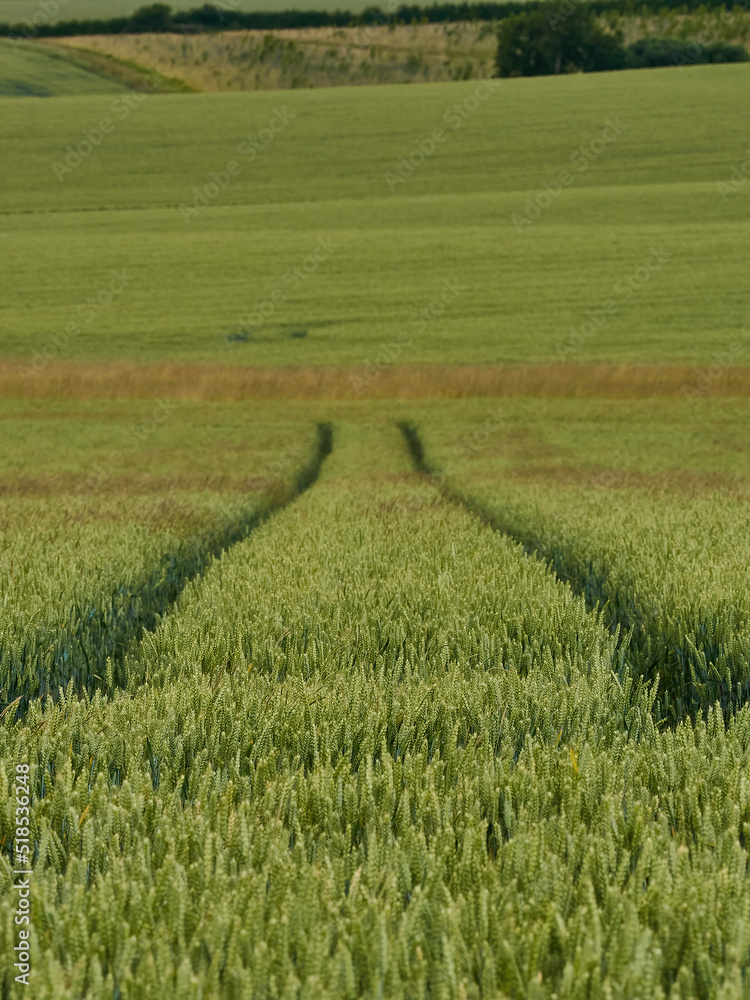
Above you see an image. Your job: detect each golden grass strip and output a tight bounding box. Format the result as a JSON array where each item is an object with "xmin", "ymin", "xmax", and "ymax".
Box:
[{"xmin": 4, "ymin": 361, "xmax": 750, "ymax": 401}]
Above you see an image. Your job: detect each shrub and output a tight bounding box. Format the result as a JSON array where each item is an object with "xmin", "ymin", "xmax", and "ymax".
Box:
[
  {"xmin": 127, "ymin": 3, "xmax": 175, "ymax": 32},
  {"xmin": 626, "ymin": 35, "xmax": 749, "ymax": 67},
  {"xmin": 495, "ymin": 8, "xmax": 627, "ymax": 77}
]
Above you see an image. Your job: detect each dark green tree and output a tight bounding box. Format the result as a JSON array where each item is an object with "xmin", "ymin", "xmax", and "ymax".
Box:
[
  {"xmin": 128, "ymin": 3, "xmax": 174, "ymax": 32},
  {"xmin": 495, "ymin": 7, "xmax": 626, "ymax": 76}
]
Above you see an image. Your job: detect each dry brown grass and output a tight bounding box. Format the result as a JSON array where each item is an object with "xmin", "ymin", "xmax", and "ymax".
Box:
[
  {"xmin": 0, "ymin": 471, "xmax": 275, "ymax": 498},
  {"xmin": 611, "ymin": 8, "xmax": 750, "ymax": 47},
  {"xmin": 52, "ymin": 22, "xmax": 496, "ymax": 92},
  {"xmin": 5, "ymin": 360, "xmax": 750, "ymax": 402}
]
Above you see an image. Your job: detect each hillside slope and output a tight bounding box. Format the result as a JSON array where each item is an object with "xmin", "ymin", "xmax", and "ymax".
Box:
[
  {"xmin": 0, "ymin": 36, "xmax": 127, "ymax": 94},
  {"xmin": 39, "ymin": 9, "xmax": 750, "ymax": 92},
  {"xmin": 1, "ymin": 65, "xmax": 749, "ymax": 369},
  {"xmin": 51, "ymin": 22, "xmax": 497, "ymax": 91}
]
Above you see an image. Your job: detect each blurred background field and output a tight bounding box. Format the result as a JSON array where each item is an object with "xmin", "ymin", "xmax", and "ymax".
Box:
[
  {"xmin": 2, "ymin": 395, "xmax": 749, "ymax": 499},
  {"xmin": 1, "ymin": 64, "xmax": 749, "ymax": 370},
  {"xmin": 0, "ymin": 398, "xmax": 318, "ymax": 495},
  {"xmin": 0, "ymin": 34, "xmax": 129, "ymax": 92}
]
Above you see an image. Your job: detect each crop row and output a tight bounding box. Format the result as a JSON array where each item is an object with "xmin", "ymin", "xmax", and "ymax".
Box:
[
  {"xmin": 403, "ymin": 422, "xmax": 750, "ymax": 725},
  {"xmin": 0, "ymin": 425, "xmax": 330, "ymax": 716},
  {"xmin": 1, "ymin": 425, "xmax": 748, "ymax": 997}
]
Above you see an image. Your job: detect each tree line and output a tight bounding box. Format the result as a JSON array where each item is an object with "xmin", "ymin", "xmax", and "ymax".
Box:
[
  {"xmin": 1, "ymin": 0, "xmax": 747, "ymax": 38},
  {"xmin": 495, "ymin": 4, "xmax": 748, "ymax": 75}
]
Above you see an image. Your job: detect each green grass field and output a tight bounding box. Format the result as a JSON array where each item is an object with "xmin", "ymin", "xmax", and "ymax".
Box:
[
  {"xmin": 0, "ymin": 35, "xmax": 127, "ymax": 92},
  {"xmin": 0, "ymin": 398, "xmax": 319, "ymax": 491},
  {"xmin": 1, "ymin": 63, "xmax": 749, "ymax": 366},
  {"xmin": 2, "ymin": 43, "xmax": 750, "ymax": 1000}
]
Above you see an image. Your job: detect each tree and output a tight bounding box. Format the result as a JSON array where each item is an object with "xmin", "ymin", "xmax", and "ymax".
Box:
[
  {"xmin": 128, "ymin": 3, "xmax": 174, "ymax": 32},
  {"xmin": 495, "ymin": 7, "xmax": 626, "ymax": 77}
]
